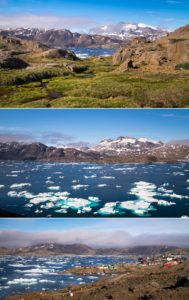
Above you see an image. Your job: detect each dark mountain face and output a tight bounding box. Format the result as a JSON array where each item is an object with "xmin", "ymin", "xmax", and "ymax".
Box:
[
  {"xmin": 0, "ymin": 142, "xmax": 65, "ymax": 160},
  {"xmin": 0, "ymin": 139, "xmax": 188, "ymax": 163}
]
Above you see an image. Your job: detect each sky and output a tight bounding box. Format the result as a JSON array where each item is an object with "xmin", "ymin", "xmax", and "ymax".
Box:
[
  {"xmin": 0, "ymin": 109, "xmax": 188, "ymax": 147},
  {"xmin": 0, "ymin": 218, "xmax": 189, "ymax": 248},
  {"xmin": 0, "ymin": 0, "xmax": 188, "ymax": 31}
]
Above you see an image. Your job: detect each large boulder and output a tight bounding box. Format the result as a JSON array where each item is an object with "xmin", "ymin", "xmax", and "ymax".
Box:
[
  {"xmin": 0, "ymin": 55, "xmax": 29, "ymax": 69},
  {"xmin": 41, "ymin": 48, "xmax": 79, "ymax": 60}
]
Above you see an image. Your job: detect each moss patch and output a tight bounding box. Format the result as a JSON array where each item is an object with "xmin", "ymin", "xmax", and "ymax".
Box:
[{"xmin": 0, "ymin": 56, "xmax": 189, "ymax": 107}]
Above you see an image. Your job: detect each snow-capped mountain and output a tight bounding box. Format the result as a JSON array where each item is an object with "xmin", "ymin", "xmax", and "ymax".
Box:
[
  {"xmin": 91, "ymin": 136, "xmax": 163, "ymax": 155},
  {"xmin": 89, "ymin": 22, "xmax": 168, "ymax": 41},
  {"xmin": 0, "ymin": 27, "xmax": 44, "ymax": 40},
  {"xmin": 0, "ymin": 27, "xmax": 125, "ymax": 48},
  {"xmin": 0, "ymin": 138, "xmax": 188, "ymax": 163}
]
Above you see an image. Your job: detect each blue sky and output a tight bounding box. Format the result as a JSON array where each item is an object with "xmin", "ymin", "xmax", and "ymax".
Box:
[
  {"xmin": 0, "ymin": 109, "xmax": 188, "ymax": 146},
  {"xmin": 0, "ymin": 218, "xmax": 188, "ymax": 235},
  {"xmin": 0, "ymin": 0, "xmax": 188, "ymax": 30}
]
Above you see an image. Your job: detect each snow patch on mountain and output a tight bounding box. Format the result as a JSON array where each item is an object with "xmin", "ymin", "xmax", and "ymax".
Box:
[{"xmin": 89, "ymin": 22, "xmax": 169, "ymax": 41}]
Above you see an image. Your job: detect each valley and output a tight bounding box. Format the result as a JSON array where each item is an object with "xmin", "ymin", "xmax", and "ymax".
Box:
[{"xmin": 0, "ymin": 24, "xmax": 188, "ymax": 108}]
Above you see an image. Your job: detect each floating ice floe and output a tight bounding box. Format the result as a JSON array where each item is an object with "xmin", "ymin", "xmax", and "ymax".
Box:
[
  {"xmin": 7, "ymin": 188, "xmax": 100, "ymax": 214},
  {"xmin": 118, "ymin": 181, "xmax": 177, "ymax": 216},
  {"xmin": 10, "ymin": 183, "xmax": 31, "ymax": 189},
  {"xmin": 48, "ymin": 186, "xmax": 60, "ymax": 191},
  {"xmin": 7, "ymin": 278, "xmax": 38, "ymax": 285},
  {"xmin": 71, "ymin": 184, "xmax": 89, "ymax": 190},
  {"xmin": 96, "ymin": 202, "xmax": 119, "ymax": 215},
  {"xmin": 97, "ymin": 184, "xmax": 107, "ymax": 187},
  {"xmin": 39, "ymin": 279, "xmax": 55, "ymax": 283},
  {"xmin": 46, "ymin": 180, "xmax": 54, "ymax": 184},
  {"xmin": 83, "ymin": 166, "xmax": 103, "ymax": 170},
  {"xmin": 0, "ymin": 184, "xmax": 5, "ymax": 189},
  {"xmin": 114, "ymin": 167, "xmax": 136, "ymax": 171},
  {"xmin": 84, "ymin": 175, "xmax": 97, "ymax": 179},
  {"xmin": 173, "ymin": 172, "xmax": 185, "ymax": 176},
  {"xmin": 161, "ymin": 192, "xmax": 189, "ymax": 199},
  {"xmin": 101, "ymin": 176, "xmax": 115, "ymax": 179}
]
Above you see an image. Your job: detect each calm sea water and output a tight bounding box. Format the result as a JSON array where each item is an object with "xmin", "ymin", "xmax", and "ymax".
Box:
[
  {"xmin": 0, "ymin": 255, "xmax": 131, "ymax": 299},
  {"xmin": 0, "ymin": 161, "xmax": 189, "ymax": 217},
  {"xmin": 68, "ymin": 47, "xmax": 117, "ymax": 58}
]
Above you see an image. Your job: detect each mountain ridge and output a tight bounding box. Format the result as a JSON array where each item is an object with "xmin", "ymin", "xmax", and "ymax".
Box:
[
  {"xmin": 0, "ymin": 243, "xmax": 189, "ymax": 256},
  {"xmin": 0, "ymin": 137, "xmax": 188, "ymax": 163},
  {"xmin": 0, "ymin": 22, "xmax": 168, "ymax": 49},
  {"xmin": 89, "ymin": 22, "xmax": 168, "ymax": 41}
]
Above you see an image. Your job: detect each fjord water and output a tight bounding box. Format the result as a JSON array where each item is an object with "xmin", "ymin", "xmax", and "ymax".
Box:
[
  {"xmin": 0, "ymin": 255, "xmax": 131, "ymax": 299},
  {"xmin": 0, "ymin": 161, "xmax": 188, "ymax": 217},
  {"xmin": 68, "ymin": 47, "xmax": 117, "ymax": 58}
]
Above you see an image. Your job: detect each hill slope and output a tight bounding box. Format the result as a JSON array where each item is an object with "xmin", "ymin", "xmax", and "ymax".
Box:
[{"xmin": 113, "ymin": 24, "xmax": 189, "ymax": 71}]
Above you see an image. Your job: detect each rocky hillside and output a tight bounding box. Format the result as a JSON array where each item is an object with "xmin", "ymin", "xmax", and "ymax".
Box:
[
  {"xmin": 0, "ymin": 28, "xmax": 125, "ymax": 49},
  {"xmin": 0, "ymin": 34, "xmax": 48, "ymax": 53},
  {"xmin": 0, "ymin": 243, "xmax": 188, "ymax": 257},
  {"xmin": 90, "ymin": 22, "xmax": 168, "ymax": 41},
  {"xmin": 8, "ymin": 262, "xmax": 189, "ymax": 300},
  {"xmin": 0, "ymin": 138, "xmax": 188, "ymax": 163},
  {"xmin": 113, "ymin": 24, "xmax": 189, "ymax": 71},
  {"xmin": 0, "ymin": 142, "xmax": 101, "ymax": 162},
  {"xmin": 0, "ymin": 35, "xmax": 79, "ymax": 69}
]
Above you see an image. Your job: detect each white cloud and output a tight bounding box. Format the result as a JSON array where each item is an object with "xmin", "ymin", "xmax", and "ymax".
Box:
[
  {"xmin": 0, "ymin": 229, "xmax": 189, "ymax": 248},
  {"xmin": 0, "ymin": 13, "xmax": 96, "ymax": 31}
]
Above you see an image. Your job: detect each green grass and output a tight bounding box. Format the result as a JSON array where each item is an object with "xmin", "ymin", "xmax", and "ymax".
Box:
[
  {"xmin": 175, "ymin": 63, "xmax": 189, "ymax": 70},
  {"xmin": 0, "ymin": 56, "xmax": 189, "ymax": 108}
]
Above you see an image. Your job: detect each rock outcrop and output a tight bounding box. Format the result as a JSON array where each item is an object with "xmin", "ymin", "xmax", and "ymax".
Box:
[
  {"xmin": 0, "ymin": 55, "xmax": 29, "ymax": 69},
  {"xmin": 41, "ymin": 48, "xmax": 79, "ymax": 60},
  {"xmin": 0, "ymin": 35, "xmax": 48, "ymax": 53},
  {"xmin": 113, "ymin": 24, "xmax": 189, "ymax": 71}
]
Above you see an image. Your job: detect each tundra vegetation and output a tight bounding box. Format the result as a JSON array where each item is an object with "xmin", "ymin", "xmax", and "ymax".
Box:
[
  {"xmin": 0, "ymin": 24, "xmax": 189, "ymax": 108},
  {"xmin": 0, "ymin": 55, "xmax": 189, "ymax": 108}
]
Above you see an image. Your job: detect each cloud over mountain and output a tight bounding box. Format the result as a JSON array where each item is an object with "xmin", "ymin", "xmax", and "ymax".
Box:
[{"xmin": 0, "ymin": 229, "xmax": 189, "ymax": 248}]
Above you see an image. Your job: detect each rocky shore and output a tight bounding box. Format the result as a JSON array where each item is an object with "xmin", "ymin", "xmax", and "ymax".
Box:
[{"xmin": 5, "ymin": 261, "xmax": 189, "ymax": 300}]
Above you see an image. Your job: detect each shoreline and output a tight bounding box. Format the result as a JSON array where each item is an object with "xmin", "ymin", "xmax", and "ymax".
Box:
[{"xmin": 4, "ymin": 261, "xmax": 189, "ymax": 300}]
